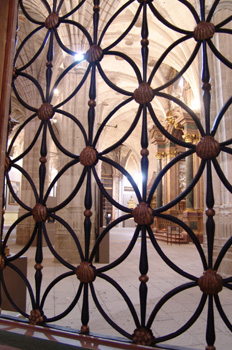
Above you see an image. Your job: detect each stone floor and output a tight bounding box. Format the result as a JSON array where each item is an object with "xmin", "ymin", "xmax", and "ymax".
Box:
[{"xmin": 1, "ymin": 227, "xmax": 232, "ymax": 350}]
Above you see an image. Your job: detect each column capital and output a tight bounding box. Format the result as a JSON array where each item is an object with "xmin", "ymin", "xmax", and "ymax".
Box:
[
  {"xmin": 164, "ymin": 150, "xmax": 177, "ymax": 158},
  {"xmin": 182, "ymin": 133, "xmax": 199, "ymax": 144},
  {"xmin": 155, "ymin": 152, "xmax": 163, "ymax": 160}
]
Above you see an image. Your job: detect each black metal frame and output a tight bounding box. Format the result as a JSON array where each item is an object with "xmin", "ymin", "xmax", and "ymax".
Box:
[{"xmin": 1, "ymin": 0, "xmax": 232, "ymax": 348}]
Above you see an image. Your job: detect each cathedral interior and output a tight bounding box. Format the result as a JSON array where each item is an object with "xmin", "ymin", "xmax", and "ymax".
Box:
[
  {"xmin": 1, "ymin": 1, "xmax": 232, "ymax": 349},
  {"xmin": 7, "ymin": 0, "xmax": 204, "ymax": 254}
]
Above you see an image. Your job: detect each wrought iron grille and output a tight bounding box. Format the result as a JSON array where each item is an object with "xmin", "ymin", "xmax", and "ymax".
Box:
[{"xmin": 1, "ymin": 0, "xmax": 232, "ymax": 348}]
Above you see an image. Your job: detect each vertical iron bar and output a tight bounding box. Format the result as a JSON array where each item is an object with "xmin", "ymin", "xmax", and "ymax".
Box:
[
  {"xmin": 88, "ymin": 1, "xmax": 98, "ymax": 145},
  {"xmin": 199, "ymin": 0, "xmax": 205, "ymax": 21},
  {"xmin": 206, "ymin": 160, "xmax": 214, "ymax": 269},
  {"xmin": 93, "ymin": 0, "xmax": 100, "ymax": 45},
  {"xmin": 46, "ymin": 32, "xmax": 53, "ymax": 102},
  {"xmin": 139, "ymin": 226, "xmax": 148, "ymax": 327},
  {"xmin": 84, "ymin": 169, "xmax": 92, "ymax": 260},
  {"xmin": 39, "ymin": 124, "xmax": 47, "ymax": 202},
  {"xmin": 202, "ymin": 41, "xmax": 210, "ymax": 135},
  {"xmin": 141, "ymin": 3, "xmax": 148, "ymax": 82},
  {"xmin": 139, "ymin": 3, "xmax": 149, "ymax": 329},
  {"xmin": 201, "ymin": 20, "xmax": 214, "ymax": 268},
  {"xmin": 141, "ymin": 105, "xmax": 148, "ymax": 200},
  {"xmin": 200, "ymin": 5, "xmax": 217, "ymax": 348},
  {"xmin": 206, "ymin": 295, "xmax": 216, "ymax": 348},
  {"xmin": 140, "ymin": 2, "xmax": 149, "ymax": 201},
  {"xmin": 35, "ymin": 224, "xmax": 43, "ymax": 307},
  {"xmin": 88, "ymin": 65, "xmax": 96, "ymax": 145},
  {"xmin": 81, "ymin": 283, "xmax": 89, "ymax": 330}
]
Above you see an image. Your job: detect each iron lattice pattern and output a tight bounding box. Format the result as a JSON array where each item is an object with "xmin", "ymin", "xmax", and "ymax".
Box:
[{"xmin": 1, "ymin": 0, "xmax": 232, "ymax": 348}]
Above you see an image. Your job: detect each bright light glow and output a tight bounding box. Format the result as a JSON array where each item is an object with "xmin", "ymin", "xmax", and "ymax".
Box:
[
  {"xmin": 51, "ymin": 168, "xmax": 58, "ymax": 180},
  {"xmin": 53, "ymin": 88, "xmax": 59, "ymax": 96},
  {"xmin": 134, "ymin": 172, "xmax": 143, "ymax": 191},
  {"xmin": 134, "ymin": 172, "xmax": 142, "ymax": 185},
  {"xmin": 191, "ymin": 98, "xmax": 201, "ymax": 111},
  {"xmin": 74, "ymin": 52, "xmax": 84, "ymax": 61},
  {"xmin": 123, "ymin": 172, "xmax": 143, "ymax": 192},
  {"xmin": 178, "ymin": 77, "xmax": 184, "ymax": 89}
]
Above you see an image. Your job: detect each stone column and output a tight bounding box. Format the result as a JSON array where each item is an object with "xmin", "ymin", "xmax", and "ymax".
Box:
[
  {"xmin": 113, "ymin": 170, "xmax": 122, "ymax": 226},
  {"xmin": 164, "ymin": 148, "xmax": 178, "ymax": 212},
  {"xmin": 54, "ymin": 64, "xmax": 91, "ymax": 263},
  {"xmin": 16, "ymin": 115, "xmax": 44, "ymax": 244},
  {"xmin": 183, "ymin": 133, "xmax": 194, "ymax": 209},
  {"xmin": 182, "ymin": 130, "xmax": 203, "ymax": 242},
  {"xmin": 148, "ymin": 126, "xmax": 166, "ymax": 209},
  {"xmin": 204, "ymin": 3, "xmax": 232, "ymax": 275},
  {"xmin": 156, "ymin": 152, "xmax": 162, "ymax": 208}
]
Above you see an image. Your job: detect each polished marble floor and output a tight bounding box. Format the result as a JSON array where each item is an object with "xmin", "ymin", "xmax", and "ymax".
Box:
[{"xmin": 1, "ymin": 227, "xmax": 232, "ymax": 350}]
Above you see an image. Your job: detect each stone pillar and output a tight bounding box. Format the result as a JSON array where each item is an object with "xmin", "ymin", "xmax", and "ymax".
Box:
[
  {"xmin": 16, "ymin": 116, "xmax": 43, "ymax": 244},
  {"xmin": 54, "ymin": 65, "xmax": 91, "ymax": 263},
  {"xmin": 163, "ymin": 148, "xmax": 178, "ymax": 213},
  {"xmin": 149, "ymin": 126, "xmax": 166, "ymax": 209},
  {"xmin": 204, "ymin": 3, "xmax": 232, "ymax": 275},
  {"xmin": 113, "ymin": 170, "xmax": 122, "ymax": 226},
  {"xmin": 156, "ymin": 152, "xmax": 162, "ymax": 208},
  {"xmin": 182, "ymin": 130, "xmax": 203, "ymax": 242},
  {"xmin": 183, "ymin": 133, "xmax": 194, "ymax": 209}
]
